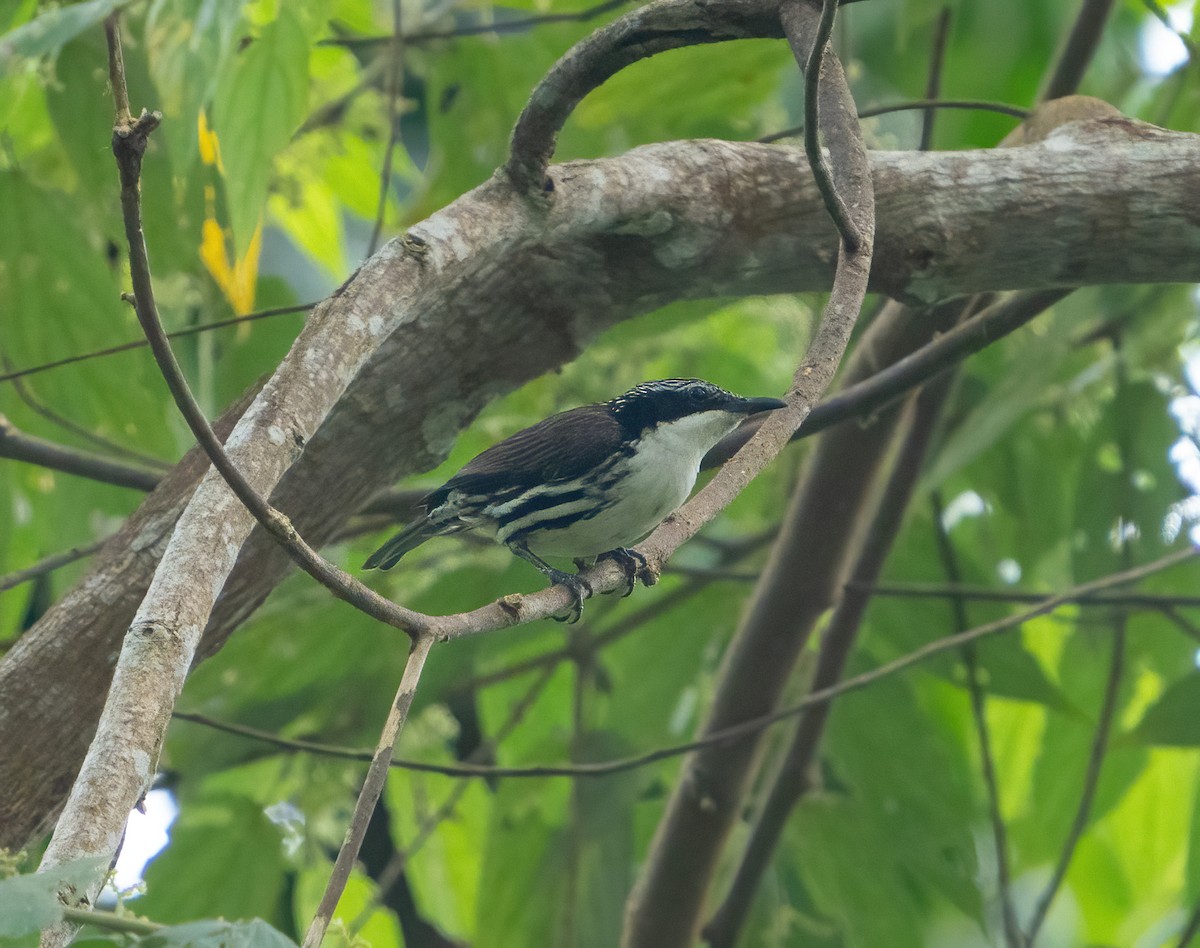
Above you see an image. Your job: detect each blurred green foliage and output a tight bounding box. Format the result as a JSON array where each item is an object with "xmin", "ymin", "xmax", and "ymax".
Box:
[{"xmin": 2, "ymin": 0, "xmax": 1200, "ymax": 945}]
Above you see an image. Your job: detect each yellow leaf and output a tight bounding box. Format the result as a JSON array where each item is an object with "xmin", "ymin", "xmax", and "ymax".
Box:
[
  {"xmin": 197, "ymin": 110, "xmax": 225, "ymax": 174},
  {"xmin": 200, "ymin": 185, "xmax": 260, "ymax": 315}
]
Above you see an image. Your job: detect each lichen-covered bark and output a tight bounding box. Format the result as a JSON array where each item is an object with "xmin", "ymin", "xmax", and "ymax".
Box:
[{"xmin": 2, "ymin": 124, "xmax": 1200, "ymax": 850}]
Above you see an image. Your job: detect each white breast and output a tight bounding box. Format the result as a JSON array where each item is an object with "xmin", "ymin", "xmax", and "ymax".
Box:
[{"xmin": 526, "ymin": 409, "xmax": 741, "ymax": 558}]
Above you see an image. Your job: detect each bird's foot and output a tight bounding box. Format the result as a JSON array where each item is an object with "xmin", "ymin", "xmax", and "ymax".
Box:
[
  {"xmin": 598, "ymin": 547, "xmax": 650, "ymax": 598},
  {"xmin": 545, "ymin": 568, "xmax": 593, "ymax": 624}
]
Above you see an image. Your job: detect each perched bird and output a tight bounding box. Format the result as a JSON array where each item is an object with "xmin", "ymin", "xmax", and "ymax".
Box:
[{"xmin": 364, "ymin": 379, "xmax": 787, "ymax": 619}]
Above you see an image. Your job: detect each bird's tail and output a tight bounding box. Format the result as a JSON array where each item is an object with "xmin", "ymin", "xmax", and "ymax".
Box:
[{"xmin": 363, "ymin": 519, "xmax": 439, "ymax": 570}]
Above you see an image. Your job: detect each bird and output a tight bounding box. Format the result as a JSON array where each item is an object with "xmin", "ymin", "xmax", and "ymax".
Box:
[{"xmin": 363, "ymin": 379, "xmax": 788, "ymax": 620}]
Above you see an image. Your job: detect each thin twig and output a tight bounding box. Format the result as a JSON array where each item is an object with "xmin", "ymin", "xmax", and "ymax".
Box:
[
  {"xmin": 920, "ymin": 9, "xmax": 953, "ymax": 151},
  {"xmin": 322, "ymin": 0, "xmax": 631, "ymax": 49},
  {"xmin": 175, "ymin": 549, "xmax": 1197, "ymax": 783},
  {"xmin": 703, "ymin": 288, "xmax": 1072, "ymax": 469},
  {"xmin": 0, "ymin": 540, "xmax": 107, "ymax": 595},
  {"xmin": 61, "ymin": 906, "xmax": 161, "ymax": 936},
  {"xmin": 350, "ymin": 663, "xmax": 557, "ymax": 933},
  {"xmin": 2, "ymin": 362, "xmax": 169, "ymax": 468},
  {"xmin": 798, "ymin": 0, "xmax": 862, "ymax": 250},
  {"xmin": 1041, "ymin": 0, "xmax": 1116, "ymax": 101},
  {"xmin": 106, "ymin": 86, "xmax": 429, "ymax": 632},
  {"xmin": 1142, "ymin": 0, "xmax": 1198, "ymax": 63},
  {"xmin": 0, "ymin": 303, "xmax": 312, "ymax": 387},
  {"xmin": 0, "ymin": 414, "xmax": 162, "ymax": 491},
  {"xmin": 757, "ymin": 98, "xmax": 1030, "ymax": 143},
  {"xmin": 304, "ymin": 633, "xmax": 434, "ymax": 947},
  {"xmin": 1025, "ymin": 337, "xmax": 1133, "ymax": 944},
  {"xmin": 105, "ymin": 16, "xmax": 131, "ymax": 126},
  {"xmin": 366, "ymin": 0, "xmax": 405, "ymax": 257},
  {"xmin": 1178, "ymin": 901, "xmax": 1200, "ymax": 947},
  {"xmin": 845, "ymin": 581, "xmax": 1200, "ymax": 611},
  {"xmin": 930, "ymin": 491, "xmax": 1021, "ymax": 947}
]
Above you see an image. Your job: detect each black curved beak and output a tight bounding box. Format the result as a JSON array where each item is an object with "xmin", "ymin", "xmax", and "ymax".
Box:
[{"xmin": 733, "ymin": 396, "xmax": 788, "ymax": 414}]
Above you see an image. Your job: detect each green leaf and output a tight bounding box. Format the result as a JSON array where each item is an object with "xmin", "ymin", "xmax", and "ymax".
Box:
[
  {"xmin": 210, "ymin": 9, "xmax": 309, "ymax": 253},
  {"xmin": 135, "ymin": 797, "xmax": 288, "ymax": 927},
  {"xmin": 0, "ymin": 0, "xmax": 125, "ymax": 64},
  {"xmin": 0, "ymin": 857, "xmax": 108, "ymax": 937},
  {"xmin": 1124, "ymin": 673, "xmax": 1200, "ymax": 747},
  {"xmin": 138, "ymin": 918, "xmax": 297, "ymax": 948}
]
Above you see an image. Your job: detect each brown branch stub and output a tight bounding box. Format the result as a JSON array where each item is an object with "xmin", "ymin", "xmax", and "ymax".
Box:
[{"xmin": 111, "ymin": 108, "xmax": 162, "ymax": 191}]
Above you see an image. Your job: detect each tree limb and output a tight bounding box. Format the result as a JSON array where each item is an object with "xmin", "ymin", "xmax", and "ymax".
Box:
[{"xmin": 2, "ymin": 110, "xmax": 1197, "ymax": 851}]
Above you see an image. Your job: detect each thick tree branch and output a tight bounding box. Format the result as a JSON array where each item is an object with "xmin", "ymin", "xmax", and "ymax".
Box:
[{"xmin": 2, "ymin": 109, "xmax": 1197, "ymax": 851}]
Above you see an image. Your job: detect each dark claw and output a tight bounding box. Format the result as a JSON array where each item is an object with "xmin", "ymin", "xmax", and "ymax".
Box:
[
  {"xmin": 545, "ymin": 568, "xmax": 592, "ymax": 624},
  {"xmin": 598, "ymin": 547, "xmax": 648, "ymax": 598}
]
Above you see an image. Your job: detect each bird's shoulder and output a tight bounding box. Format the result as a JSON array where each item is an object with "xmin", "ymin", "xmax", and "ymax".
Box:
[{"xmin": 426, "ymin": 404, "xmax": 626, "ymax": 505}]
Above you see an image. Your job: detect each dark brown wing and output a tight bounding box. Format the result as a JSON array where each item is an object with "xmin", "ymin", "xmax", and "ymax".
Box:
[{"xmin": 425, "ymin": 404, "xmax": 623, "ymax": 507}]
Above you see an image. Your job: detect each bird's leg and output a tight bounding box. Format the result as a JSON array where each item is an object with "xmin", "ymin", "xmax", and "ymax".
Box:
[
  {"xmin": 597, "ymin": 547, "xmax": 649, "ymax": 598},
  {"xmin": 510, "ymin": 541, "xmax": 592, "ymax": 624}
]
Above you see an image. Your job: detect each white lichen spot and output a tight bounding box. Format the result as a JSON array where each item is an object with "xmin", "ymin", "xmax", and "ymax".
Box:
[
  {"xmin": 1042, "ymin": 128, "xmax": 1080, "ymax": 152},
  {"xmin": 368, "ymin": 314, "xmax": 385, "ymax": 336},
  {"xmin": 267, "ymin": 425, "xmax": 287, "ymax": 445},
  {"xmin": 131, "ymin": 748, "xmax": 153, "ymax": 780},
  {"xmin": 613, "ymin": 210, "xmax": 675, "ymax": 237}
]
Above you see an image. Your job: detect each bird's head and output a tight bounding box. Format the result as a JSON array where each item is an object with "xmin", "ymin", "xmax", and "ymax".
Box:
[{"xmin": 609, "ymin": 379, "xmax": 787, "ymax": 448}]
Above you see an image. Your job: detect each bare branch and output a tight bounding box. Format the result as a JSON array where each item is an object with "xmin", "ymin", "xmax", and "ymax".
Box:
[
  {"xmin": 303, "ymin": 634, "xmax": 434, "ymax": 947},
  {"xmin": 366, "ymin": 0, "xmax": 405, "ymax": 257},
  {"xmin": 3, "ymin": 365, "xmax": 168, "ymax": 469},
  {"xmin": 1041, "ymin": 0, "xmax": 1116, "ymax": 101},
  {"xmin": 624, "ymin": 1, "xmax": 875, "ymax": 940},
  {"xmin": 505, "ymin": 0, "xmax": 787, "ymax": 191},
  {"xmin": 322, "ymin": 0, "xmax": 631, "ymax": 49},
  {"xmin": 703, "ymin": 287, "xmax": 1072, "ymax": 468},
  {"xmin": 0, "ymin": 414, "xmax": 161, "ymax": 491},
  {"xmin": 0, "ymin": 303, "xmax": 311, "ymax": 388},
  {"xmin": 792, "ymin": 0, "xmax": 863, "ymax": 249},
  {"xmin": 175, "ymin": 549, "xmax": 1199, "ymax": 781},
  {"xmin": 0, "ymin": 540, "xmax": 106, "ymax": 595},
  {"xmin": 758, "ymin": 98, "xmax": 1030, "ymax": 143},
  {"xmin": 349, "ymin": 663, "xmax": 558, "ymax": 933},
  {"xmin": 929, "ymin": 490, "xmax": 1020, "ymax": 946}
]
